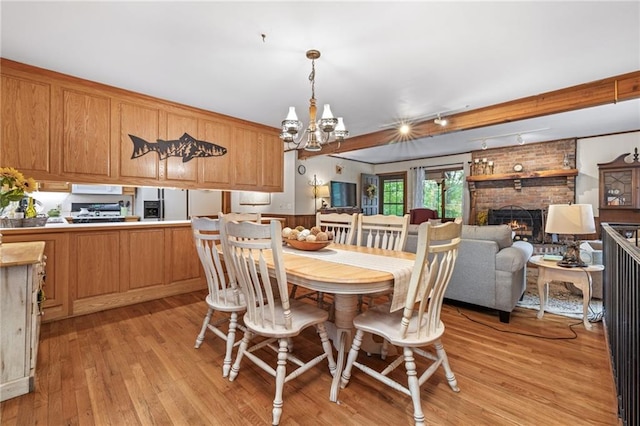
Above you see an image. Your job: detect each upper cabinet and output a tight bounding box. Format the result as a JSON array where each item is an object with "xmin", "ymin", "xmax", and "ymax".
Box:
[
  {"xmin": 0, "ymin": 58, "xmax": 282, "ymax": 192},
  {"xmin": 58, "ymin": 87, "xmax": 112, "ymax": 179},
  {"xmin": 598, "ymin": 151, "xmax": 640, "ymax": 224},
  {"xmin": 1, "ymin": 73, "xmax": 53, "ymax": 177}
]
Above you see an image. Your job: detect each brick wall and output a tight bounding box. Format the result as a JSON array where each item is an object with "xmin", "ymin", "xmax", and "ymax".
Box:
[{"xmin": 471, "ymin": 138, "xmax": 576, "ymax": 215}]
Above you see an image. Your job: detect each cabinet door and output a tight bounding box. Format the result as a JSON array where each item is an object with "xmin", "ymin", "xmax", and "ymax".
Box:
[
  {"xmin": 165, "ymin": 227, "xmax": 201, "ymax": 283},
  {"xmin": 124, "ymin": 228, "xmax": 165, "ymax": 289},
  {"xmin": 601, "ymin": 169, "xmax": 636, "ymax": 208},
  {"xmin": 233, "ymin": 126, "xmax": 260, "ymax": 188},
  {"xmin": 199, "ymin": 118, "xmax": 233, "ymax": 187},
  {"xmin": 59, "ymin": 88, "xmax": 112, "ymax": 179},
  {"xmin": 164, "ymin": 111, "xmax": 198, "ymax": 183},
  {"xmin": 117, "ymin": 101, "xmax": 162, "ymax": 180},
  {"xmin": 260, "ymin": 131, "xmax": 283, "ymax": 191},
  {"xmin": 72, "ymin": 232, "xmax": 120, "ymax": 299},
  {"xmin": 1, "ymin": 74, "xmax": 53, "ymax": 177}
]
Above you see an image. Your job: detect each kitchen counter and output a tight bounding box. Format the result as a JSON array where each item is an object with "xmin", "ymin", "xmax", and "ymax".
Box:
[
  {"xmin": 1, "ymin": 220, "xmax": 204, "ymax": 322},
  {"xmin": 1, "ymin": 219, "xmax": 192, "ymax": 234}
]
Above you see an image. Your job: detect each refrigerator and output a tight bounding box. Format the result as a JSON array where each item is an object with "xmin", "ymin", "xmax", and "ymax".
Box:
[
  {"xmin": 136, "ymin": 187, "xmax": 187, "ymax": 221},
  {"xmin": 135, "ymin": 187, "xmax": 221, "ymax": 221}
]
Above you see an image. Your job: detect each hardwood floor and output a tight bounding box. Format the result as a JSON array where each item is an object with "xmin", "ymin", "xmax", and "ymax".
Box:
[{"xmin": 1, "ymin": 289, "xmax": 619, "ymax": 425}]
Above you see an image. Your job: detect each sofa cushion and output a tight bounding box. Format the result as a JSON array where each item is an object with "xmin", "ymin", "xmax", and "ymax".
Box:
[{"xmin": 461, "ymin": 224, "xmax": 513, "ymax": 250}]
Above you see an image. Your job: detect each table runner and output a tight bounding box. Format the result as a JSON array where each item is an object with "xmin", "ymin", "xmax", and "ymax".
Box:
[{"xmin": 283, "ymin": 246, "xmax": 414, "ymax": 312}]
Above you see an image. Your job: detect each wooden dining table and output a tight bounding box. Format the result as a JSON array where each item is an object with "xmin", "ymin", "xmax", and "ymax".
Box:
[{"xmin": 274, "ymin": 242, "xmax": 416, "ymax": 402}]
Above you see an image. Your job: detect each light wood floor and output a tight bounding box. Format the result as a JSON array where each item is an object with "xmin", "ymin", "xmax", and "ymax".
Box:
[{"xmin": 1, "ymin": 289, "xmax": 619, "ymax": 425}]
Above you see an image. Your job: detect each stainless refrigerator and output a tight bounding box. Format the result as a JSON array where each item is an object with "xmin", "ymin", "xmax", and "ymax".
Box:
[
  {"xmin": 135, "ymin": 187, "xmax": 221, "ymax": 221},
  {"xmin": 136, "ymin": 187, "xmax": 187, "ymax": 221}
]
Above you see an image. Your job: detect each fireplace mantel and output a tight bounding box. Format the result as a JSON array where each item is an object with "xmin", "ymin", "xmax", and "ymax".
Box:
[{"xmin": 467, "ymin": 168, "xmax": 578, "ymax": 183}]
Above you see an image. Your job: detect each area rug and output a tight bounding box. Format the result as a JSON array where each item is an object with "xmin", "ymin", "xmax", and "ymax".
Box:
[{"xmin": 517, "ymin": 280, "xmax": 603, "ymax": 321}]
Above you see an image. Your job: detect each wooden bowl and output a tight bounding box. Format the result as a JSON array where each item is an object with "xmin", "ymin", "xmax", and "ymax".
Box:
[{"xmin": 284, "ymin": 239, "xmax": 331, "ymax": 251}]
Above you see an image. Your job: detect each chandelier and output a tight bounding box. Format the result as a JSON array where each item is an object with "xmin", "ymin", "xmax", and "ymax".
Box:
[{"xmin": 279, "ymin": 49, "xmax": 349, "ymax": 151}]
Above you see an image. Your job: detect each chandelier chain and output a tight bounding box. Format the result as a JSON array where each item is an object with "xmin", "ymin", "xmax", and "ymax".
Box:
[{"xmin": 309, "ymin": 59, "xmax": 316, "ymax": 100}]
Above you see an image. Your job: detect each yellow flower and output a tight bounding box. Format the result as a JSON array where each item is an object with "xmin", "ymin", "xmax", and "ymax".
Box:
[{"xmin": 0, "ymin": 167, "xmax": 38, "ymax": 214}]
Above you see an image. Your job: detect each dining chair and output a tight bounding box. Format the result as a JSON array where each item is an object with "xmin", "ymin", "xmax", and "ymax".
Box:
[
  {"xmin": 191, "ymin": 217, "xmax": 247, "ymax": 378},
  {"xmin": 357, "ymin": 213, "xmax": 410, "ymax": 251},
  {"xmin": 356, "ymin": 213, "xmax": 410, "ymax": 311},
  {"xmin": 317, "ymin": 212, "xmax": 358, "ymax": 244},
  {"xmin": 340, "ymin": 219, "xmax": 462, "ymax": 426},
  {"xmin": 223, "ymin": 219, "xmax": 337, "ymax": 426},
  {"xmin": 289, "ymin": 212, "xmax": 358, "ymax": 308}
]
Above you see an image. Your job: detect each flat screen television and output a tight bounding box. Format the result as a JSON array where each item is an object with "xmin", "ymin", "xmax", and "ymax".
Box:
[{"xmin": 330, "ymin": 181, "xmax": 358, "ymax": 208}]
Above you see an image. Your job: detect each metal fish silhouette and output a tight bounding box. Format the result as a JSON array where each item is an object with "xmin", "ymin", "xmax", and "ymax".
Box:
[{"xmin": 129, "ymin": 133, "xmax": 227, "ymax": 163}]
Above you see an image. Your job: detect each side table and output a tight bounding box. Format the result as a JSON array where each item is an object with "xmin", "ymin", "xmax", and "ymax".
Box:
[{"xmin": 528, "ymin": 255, "xmax": 605, "ymax": 330}]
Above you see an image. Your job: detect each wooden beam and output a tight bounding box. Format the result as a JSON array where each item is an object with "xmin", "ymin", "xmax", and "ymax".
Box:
[{"xmin": 298, "ymin": 70, "xmax": 640, "ymax": 159}]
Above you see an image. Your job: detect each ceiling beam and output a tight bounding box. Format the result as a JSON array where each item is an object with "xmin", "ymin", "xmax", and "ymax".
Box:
[{"xmin": 298, "ymin": 70, "xmax": 640, "ymax": 160}]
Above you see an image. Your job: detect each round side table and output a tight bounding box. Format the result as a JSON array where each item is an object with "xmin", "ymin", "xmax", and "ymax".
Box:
[{"xmin": 528, "ymin": 255, "xmax": 605, "ymax": 330}]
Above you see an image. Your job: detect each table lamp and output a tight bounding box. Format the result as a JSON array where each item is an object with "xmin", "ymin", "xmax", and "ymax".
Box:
[
  {"xmin": 545, "ymin": 203, "xmax": 596, "ymax": 267},
  {"xmin": 316, "ymin": 184, "xmax": 330, "ymax": 209}
]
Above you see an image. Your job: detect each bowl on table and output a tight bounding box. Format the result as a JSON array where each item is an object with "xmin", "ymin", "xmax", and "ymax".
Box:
[{"xmin": 284, "ymin": 239, "xmax": 331, "ymax": 251}]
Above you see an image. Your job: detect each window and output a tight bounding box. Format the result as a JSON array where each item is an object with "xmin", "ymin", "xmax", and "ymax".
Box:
[
  {"xmin": 380, "ymin": 173, "xmax": 406, "ymax": 216},
  {"xmin": 420, "ymin": 168, "xmax": 464, "ymax": 219}
]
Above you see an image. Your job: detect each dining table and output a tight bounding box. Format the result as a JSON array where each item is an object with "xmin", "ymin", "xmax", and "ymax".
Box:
[{"xmin": 274, "ymin": 242, "xmax": 416, "ymax": 402}]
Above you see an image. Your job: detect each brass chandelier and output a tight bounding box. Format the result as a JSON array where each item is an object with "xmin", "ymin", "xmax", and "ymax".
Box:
[{"xmin": 279, "ymin": 49, "xmax": 349, "ymax": 151}]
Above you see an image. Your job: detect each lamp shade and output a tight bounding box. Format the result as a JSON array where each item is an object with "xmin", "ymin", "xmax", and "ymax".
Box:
[
  {"xmin": 545, "ymin": 204, "xmax": 596, "ymax": 235},
  {"xmin": 316, "ymin": 185, "xmax": 330, "ymax": 198}
]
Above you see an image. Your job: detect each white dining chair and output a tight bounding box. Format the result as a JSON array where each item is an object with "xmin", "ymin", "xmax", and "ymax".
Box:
[
  {"xmin": 317, "ymin": 212, "xmax": 358, "ymax": 245},
  {"xmin": 191, "ymin": 217, "xmax": 247, "ymax": 378},
  {"xmin": 356, "ymin": 213, "xmax": 410, "ymax": 311},
  {"xmin": 289, "ymin": 212, "xmax": 358, "ymax": 308},
  {"xmin": 223, "ymin": 219, "xmax": 337, "ymax": 426},
  {"xmin": 340, "ymin": 219, "xmax": 463, "ymax": 426},
  {"xmin": 357, "ymin": 213, "xmax": 410, "ymax": 251}
]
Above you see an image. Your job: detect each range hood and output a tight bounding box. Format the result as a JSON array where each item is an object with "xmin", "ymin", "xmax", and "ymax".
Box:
[{"xmin": 71, "ymin": 184, "xmax": 123, "ymax": 195}]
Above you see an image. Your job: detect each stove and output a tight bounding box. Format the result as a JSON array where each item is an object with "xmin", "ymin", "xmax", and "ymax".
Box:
[{"xmin": 70, "ymin": 202, "xmax": 126, "ymax": 224}]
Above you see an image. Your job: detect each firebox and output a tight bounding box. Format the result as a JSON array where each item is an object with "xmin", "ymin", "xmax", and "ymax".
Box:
[{"xmin": 488, "ymin": 206, "xmax": 544, "ymax": 243}]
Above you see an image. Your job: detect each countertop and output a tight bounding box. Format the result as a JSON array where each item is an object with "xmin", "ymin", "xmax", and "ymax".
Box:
[
  {"xmin": 0, "ymin": 241, "xmax": 46, "ymax": 267},
  {"xmin": 0, "ymin": 220, "xmax": 192, "ymax": 234}
]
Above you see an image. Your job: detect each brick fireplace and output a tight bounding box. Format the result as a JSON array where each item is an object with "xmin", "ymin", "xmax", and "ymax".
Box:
[{"xmin": 467, "ymin": 138, "xmax": 577, "ymax": 243}]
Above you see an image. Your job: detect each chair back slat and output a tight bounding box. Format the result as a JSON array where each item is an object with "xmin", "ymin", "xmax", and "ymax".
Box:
[
  {"xmin": 316, "ymin": 212, "xmax": 357, "ymax": 245},
  {"xmin": 223, "ymin": 220, "xmax": 292, "ymax": 331},
  {"xmin": 400, "ymin": 219, "xmax": 462, "ymax": 339},
  {"xmin": 357, "ymin": 214, "xmax": 409, "ymax": 251},
  {"xmin": 191, "ymin": 217, "xmax": 240, "ymax": 306}
]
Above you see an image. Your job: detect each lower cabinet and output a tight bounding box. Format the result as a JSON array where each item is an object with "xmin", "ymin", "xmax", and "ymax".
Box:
[
  {"xmin": 69, "ymin": 225, "xmax": 204, "ymax": 316},
  {"xmin": 2, "ymin": 223, "xmax": 205, "ymax": 321},
  {"xmin": 0, "ymin": 242, "xmax": 45, "ymax": 401}
]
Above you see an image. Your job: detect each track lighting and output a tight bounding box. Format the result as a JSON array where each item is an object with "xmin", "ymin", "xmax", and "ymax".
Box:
[
  {"xmin": 434, "ymin": 114, "xmax": 448, "ymax": 126},
  {"xmin": 481, "ymin": 140, "xmax": 487, "ymax": 150},
  {"xmin": 517, "ymin": 134, "xmax": 524, "ymax": 145}
]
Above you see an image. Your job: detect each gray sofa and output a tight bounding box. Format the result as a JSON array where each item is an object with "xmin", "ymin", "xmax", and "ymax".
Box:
[{"xmin": 405, "ymin": 223, "xmax": 533, "ymax": 323}]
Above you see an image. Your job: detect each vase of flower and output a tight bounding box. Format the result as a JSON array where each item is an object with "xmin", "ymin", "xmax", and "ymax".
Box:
[{"xmin": 1, "ymin": 167, "xmax": 38, "ymax": 228}]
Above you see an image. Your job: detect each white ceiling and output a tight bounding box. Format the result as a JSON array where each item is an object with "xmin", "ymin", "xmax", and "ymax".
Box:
[{"xmin": 2, "ymin": 1, "xmax": 639, "ymax": 164}]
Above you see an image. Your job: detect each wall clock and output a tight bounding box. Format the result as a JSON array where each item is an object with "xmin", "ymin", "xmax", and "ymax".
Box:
[
  {"xmin": 513, "ymin": 163, "xmax": 524, "ymax": 172},
  {"xmin": 297, "ymin": 164, "xmax": 306, "ymax": 175}
]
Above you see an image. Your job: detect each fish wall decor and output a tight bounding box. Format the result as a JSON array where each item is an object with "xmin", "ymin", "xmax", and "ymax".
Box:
[{"xmin": 129, "ymin": 133, "xmax": 227, "ymax": 163}]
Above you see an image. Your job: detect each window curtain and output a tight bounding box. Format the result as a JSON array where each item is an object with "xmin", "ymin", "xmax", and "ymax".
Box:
[{"xmin": 411, "ymin": 166, "xmax": 425, "ymax": 209}]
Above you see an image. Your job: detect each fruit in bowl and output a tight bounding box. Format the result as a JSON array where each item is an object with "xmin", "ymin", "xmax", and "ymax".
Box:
[{"xmin": 282, "ymin": 226, "xmax": 332, "ymax": 250}]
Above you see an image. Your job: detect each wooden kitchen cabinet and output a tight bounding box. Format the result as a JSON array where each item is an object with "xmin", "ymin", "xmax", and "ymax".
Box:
[
  {"xmin": 58, "ymin": 86, "xmax": 113, "ymax": 179},
  {"xmin": 0, "ymin": 242, "xmax": 45, "ymax": 402},
  {"xmin": 199, "ymin": 118, "xmax": 234, "ymax": 188},
  {"xmin": 61, "ymin": 224, "xmax": 204, "ymax": 317},
  {"xmin": 164, "ymin": 109, "xmax": 199, "ymax": 184},
  {"xmin": 1, "ymin": 58, "xmax": 283, "ymax": 192},
  {"xmin": 598, "ymin": 151, "xmax": 640, "ymax": 224},
  {"xmin": 0, "ymin": 72, "xmax": 54, "ymax": 179}
]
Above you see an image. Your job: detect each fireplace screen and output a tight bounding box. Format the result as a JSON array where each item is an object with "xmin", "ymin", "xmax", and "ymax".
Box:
[{"xmin": 487, "ymin": 206, "xmax": 544, "ymax": 243}]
